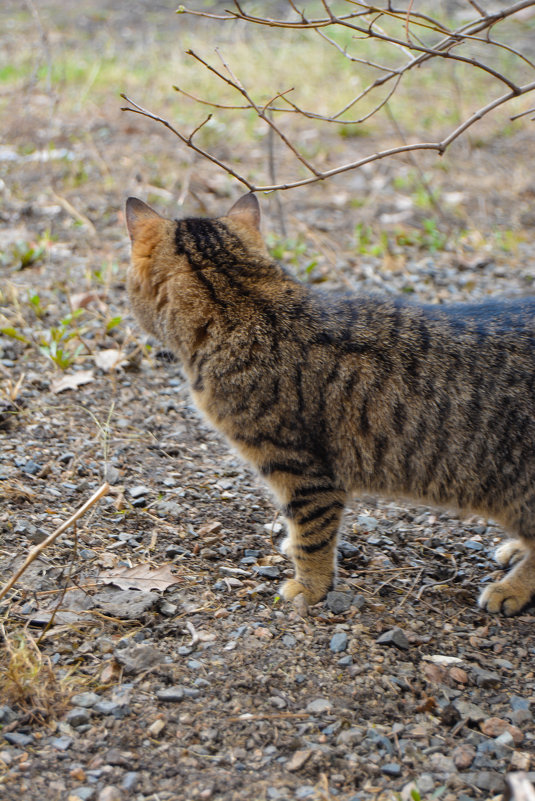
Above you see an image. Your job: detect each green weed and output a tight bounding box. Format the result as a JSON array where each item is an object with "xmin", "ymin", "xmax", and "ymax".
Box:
[{"xmin": 38, "ymin": 309, "xmax": 87, "ymax": 370}]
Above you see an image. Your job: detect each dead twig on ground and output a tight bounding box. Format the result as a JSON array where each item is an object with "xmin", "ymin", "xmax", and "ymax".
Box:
[{"xmin": 0, "ymin": 482, "xmax": 109, "ymax": 603}]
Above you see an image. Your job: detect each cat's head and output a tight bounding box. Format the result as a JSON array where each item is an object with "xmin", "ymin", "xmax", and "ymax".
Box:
[{"xmin": 125, "ymin": 193, "xmax": 274, "ymax": 360}]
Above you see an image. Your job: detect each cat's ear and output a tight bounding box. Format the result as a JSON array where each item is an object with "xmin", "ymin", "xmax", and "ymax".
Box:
[
  {"xmin": 226, "ymin": 193, "xmax": 261, "ymax": 231},
  {"xmin": 125, "ymin": 197, "xmax": 163, "ymax": 241}
]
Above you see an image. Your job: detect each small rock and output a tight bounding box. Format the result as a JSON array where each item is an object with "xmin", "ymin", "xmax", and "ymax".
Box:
[
  {"xmin": 510, "ymin": 695, "xmax": 531, "ymax": 711},
  {"xmin": 453, "ymin": 700, "xmax": 487, "ymax": 723},
  {"xmin": 429, "ymin": 753, "xmax": 456, "ymax": 774},
  {"xmin": 98, "ymin": 788, "xmax": 122, "ymax": 801},
  {"xmin": 472, "ymin": 770, "xmax": 506, "ymax": 794},
  {"xmin": 330, "ymin": 632, "xmax": 348, "ymax": 653},
  {"xmin": 326, "ymin": 591, "xmax": 352, "ymax": 614},
  {"xmin": 306, "ymin": 698, "xmax": 332, "ymax": 714},
  {"xmin": 0, "ymin": 706, "xmax": 17, "ymax": 724},
  {"xmin": 51, "ymin": 735, "xmax": 73, "ymax": 751},
  {"xmin": 281, "ymin": 634, "xmax": 296, "ymax": 647},
  {"xmin": 121, "ymin": 773, "xmax": 140, "ymax": 792},
  {"xmin": 2, "ymin": 732, "xmax": 33, "ymax": 747},
  {"xmin": 452, "ymin": 744, "xmax": 476, "ymax": 769},
  {"xmin": 376, "ymin": 628, "xmax": 409, "ymax": 650},
  {"xmin": 93, "ymin": 701, "xmax": 127, "ymax": 718},
  {"xmin": 147, "ymin": 718, "xmax": 166, "ymax": 737},
  {"xmin": 381, "ymin": 762, "xmax": 401, "ymax": 777},
  {"xmin": 510, "ymin": 708, "xmax": 533, "ymax": 726},
  {"xmin": 65, "ymin": 708, "xmax": 91, "ymax": 728},
  {"xmin": 357, "ymin": 514, "xmax": 379, "ymax": 531},
  {"xmin": 510, "ymin": 751, "xmax": 532, "ymax": 771},
  {"xmin": 480, "ymin": 717, "xmax": 524, "ymax": 745},
  {"xmin": 128, "ymin": 485, "xmax": 150, "ymax": 499},
  {"xmin": 156, "ymin": 687, "xmax": 185, "ymax": 702},
  {"xmin": 70, "ymin": 788, "xmax": 95, "ymax": 801},
  {"xmin": 253, "ymin": 565, "xmax": 280, "ymax": 579},
  {"xmin": 471, "ymin": 667, "xmax": 501, "ymax": 687},
  {"xmin": 114, "ymin": 643, "xmax": 165, "ymax": 674},
  {"xmin": 286, "ymin": 749, "xmax": 313, "ymax": 771},
  {"xmin": 104, "ymin": 465, "xmax": 120, "ymax": 484}
]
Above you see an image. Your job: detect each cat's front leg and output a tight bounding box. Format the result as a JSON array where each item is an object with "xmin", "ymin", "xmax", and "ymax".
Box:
[{"xmin": 278, "ymin": 486, "xmax": 347, "ymax": 605}]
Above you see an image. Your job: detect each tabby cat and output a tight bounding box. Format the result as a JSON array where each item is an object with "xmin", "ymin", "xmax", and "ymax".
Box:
[{"xmin": 125, "ymin": 192, "xmax": 535, "ymax": 616}]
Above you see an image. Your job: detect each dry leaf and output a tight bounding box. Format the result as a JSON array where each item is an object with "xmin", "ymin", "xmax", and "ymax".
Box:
[
  {"xmin": 70, "ymin": 290, "xmax": 107, "ymax": 310},
  {"xmin": 51, "ymin": 370, "xmax": 94, "ymax": 394},
  {"xmin": 197, "ymin": 521, "xmax": 222, "ymax": 537},
  {"xmin": 94, "ymin": 349, "xmax": 128, "ymax": 372},
  {"xmin": 99, "ymin": 563, "xmax": 180, "ymax": 592}
]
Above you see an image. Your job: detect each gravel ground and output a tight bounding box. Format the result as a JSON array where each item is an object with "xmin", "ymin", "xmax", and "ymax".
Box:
[{"xmin": 1, "ymin": 2, "xmax": 535, "ymax": 800}]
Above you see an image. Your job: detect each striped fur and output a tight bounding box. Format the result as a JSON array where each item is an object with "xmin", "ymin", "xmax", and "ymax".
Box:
[{"xmin": 126, "ymin": 193, "xmax": 535, "ymax": 615}]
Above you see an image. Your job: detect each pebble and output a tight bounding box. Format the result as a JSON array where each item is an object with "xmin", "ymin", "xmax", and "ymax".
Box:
[
  {"xmin": 253, "ymin": 565, "xmax": 280, "ymax": 579},
  {"xmin": 128, "ymin": 485, "xmax": 150, "ymax": 498},
  {"xmin": 114, "ymin": 643, "xmax": 165, "ymax": 674},
  {"xmin": 98, "ymin": 788, "xmax": 122, "ymax": 801},
  {"xmin": 156, "ymin": 687, "xmax": 185, "ymax": 702},
  {"xmin": 330, "ymin": 632, "xmax": 348, "ymax": 653},
  {"xmin": 453, "ymin": 700, "xmax": 487, "ymax": 723},
  {"xmin": 65, "ymin": 709, "xmax": 91, "ymax": 728},
  {"xmin": 92, "ymin": 701, "xmax": 127, "ymax": 718},
  {"xmin": 121, "ymin": 773, "xmax": 140, "ymax": 791},
  {"xmin": 510, "ymin": 695, "xmax": 530, "ymax": 711},
  {"xmin": 381, "ymin": 762, "xmax": 401, "ymax": 777},
  {"xmin": 479, "ymin": 717, "xmax": 524, "ymax": 744},
  {"xmin": 376, "ymin": 628, "xmax": 409, "ymax": 650},
  {"xmin": 2, "ymin": 732, "xmax": 33, "ymax": 746},
  {"xmin": 510, "ymin": 708, "xmax": 533, "ymax": 725},
  {"xmin": 69, "ymin": 788, "xmax": 95, "ymax": 801},
  {"xmin": 452, "ymin": 744, "xmax": 476, "ymax": 769},
  {"xmin": 51, "ymin": 735, "xmax": 73, "ymax": 750},
  {"xmin": 0, "ymin": 706, "xmax": 17, "ymax": 724},
  {"xmin": 326, "ymin": 591, "xmax": 352, "ymax": 614},
  {"xmin": 357, "ymin": 514, "xmax": 379, "ymax": 531},
  {"xmin": 306, "ymin": 698, "xmax": 332, "ymax": 714},
  {"xmin": 282, "ymin": 634, "xmax": 296, "ymax": 647},
  {"xmin": 471, "ymin": 667, "xmax": 500, "ymax": 687}
]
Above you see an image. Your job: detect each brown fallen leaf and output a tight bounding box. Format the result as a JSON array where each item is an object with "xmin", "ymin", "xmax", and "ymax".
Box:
[
  {"xmin": 94, "ymin": 349, "xmax": 128, "ymax": 372},
  {"xmin": 98, "ymin": 563, "xmax": 180, "ymax": 592},
  {"xmin": 70, "ymin": 290, "xmax": 107, "ymax": 310},
  {"xmin": 51, "ymin": 370, "xmax": 94, "ymax": 394}
]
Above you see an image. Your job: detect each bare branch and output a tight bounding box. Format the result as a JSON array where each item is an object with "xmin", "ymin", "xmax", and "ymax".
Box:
[{"xmin": 131, "ymin": 1, "xmax": 535, "ymax": 194}]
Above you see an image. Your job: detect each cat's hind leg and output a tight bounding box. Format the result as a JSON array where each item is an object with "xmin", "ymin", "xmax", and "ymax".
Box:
[
  {"xmin": 479, "ymin": 537, "xmax": 535, "ymax": 615},
  {"xmin": 279, "ymin": 487, "xmax": 347, "ymax": 605}
]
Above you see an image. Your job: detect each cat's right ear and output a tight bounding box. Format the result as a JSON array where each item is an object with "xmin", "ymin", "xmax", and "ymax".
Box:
[{"xmin": 125, "ymin": 197, "xmax": 163, "ymax": 241}]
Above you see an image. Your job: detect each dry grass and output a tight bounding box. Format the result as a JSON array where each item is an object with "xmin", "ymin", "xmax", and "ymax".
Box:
[{"xmin": 0, "ymin": 624, "xmax": 81, "ymax": 722}]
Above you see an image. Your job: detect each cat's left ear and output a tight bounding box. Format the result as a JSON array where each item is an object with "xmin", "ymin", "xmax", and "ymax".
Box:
[
  {"xmin": 226, "ymin": 193, "xmax": 261, "ymax": 231},
  {"xmin": 125, "ymin": 197, "xmax": 163, "ymax": 241}
]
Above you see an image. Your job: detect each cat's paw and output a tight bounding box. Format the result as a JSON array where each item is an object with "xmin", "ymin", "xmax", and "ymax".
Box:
[
  {"xmin": 494, "ymin": 539, "xmax": 527, "ymax": 567},
  {"xmin": 478, "ymin": 578, "xmax": 532, "ymax": 616},
  {"xmin": 280, "ymin": 578, "xmax": 326, "ymax": 605}
]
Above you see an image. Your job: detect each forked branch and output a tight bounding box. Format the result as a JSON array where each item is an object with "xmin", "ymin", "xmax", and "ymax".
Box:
[{"xmin": 123, "ymin": 0, "xmax": 535, "ymax": 192}]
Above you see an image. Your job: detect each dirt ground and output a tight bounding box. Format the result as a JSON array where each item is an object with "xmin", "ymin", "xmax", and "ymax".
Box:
[{"xmin": 1, "ymin": 2, "xmax": 535, "ymax": 801}]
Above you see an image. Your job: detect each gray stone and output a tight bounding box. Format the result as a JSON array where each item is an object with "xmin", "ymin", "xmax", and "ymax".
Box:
[
  {"xmin": 0, "ymin": 706, "xmax": 17, "ymax": 724},
  {"xmin": 282, "ymin": 634, "xmax": 296, "ymax": 647},
  {"xmin": 326, "ymin": 591, "xmax": 352, "ymax": 614},
  {"xmin": 69, "ymin": 788, "xmax": 95, "ymax": 801},
  {"xmin": 381, "ymin": 762, "xmax": 401, "ymax": 777},
  {"xmin": 128, "ymin": 485, "xmax": 150, "ymax": 498},
  {"xmin": 510, "ymin": 695, "xmax": 531, "ymax": 711},
  {"xmin": 376, "ymin": 628, "xmax": 409, "ymax": 650},
  {"xmin": 453, "ymin": 700, "xmax": 487, "ymax": 723},
  {"xmin": 357, "ymin": 514, "xmax": 379, "ymax": 531},
  {"xmin": 51, "ymin": 736, "xmax": 73, "ymax": 751},
  {"xmin": 510, "ymin": 708, "xmax": 532, "ymax": 725},
  {"xmin": 471, "ymin": 667, "xmax": 501, "ymax": 687},
  {"xmin": 3, "ymin": 731, "xmax": 33, "ymax": 747},
  {"xmin": 121, "ymin": 772, "xmax": 140, "ymax": 791},
  {"xmin": 65, "ymin": 708, "xmax": 91, "ymax": 728},
  {"xmin": 253, "ymin": 565, "xmax": 280, "ymax": 579},
  {"xmin": 93, "ymin": 701, "xmax": 128, "ymax": 718},
  {"xmin": 306, "ymin": 698, "xmax": 332, "ymax": 714},
  {"xmin": 114, "ymin": 643, "xmax": 165, "ymax": 674},
  {"xmin": 330, "ymin": 632, "xmax": 348, "ymax": 653},
  {"xmin": 472, "ymin": 771, "xmax": 506, "ymax": 794},
  {"xmin": 156, "ymin": 687, "xmax": 185, "ymax": 702}
]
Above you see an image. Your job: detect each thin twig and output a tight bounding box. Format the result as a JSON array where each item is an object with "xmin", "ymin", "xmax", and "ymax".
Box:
[{"xmin": 0, "ymin": 483, "xmax": 109, "ymax": 602}]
